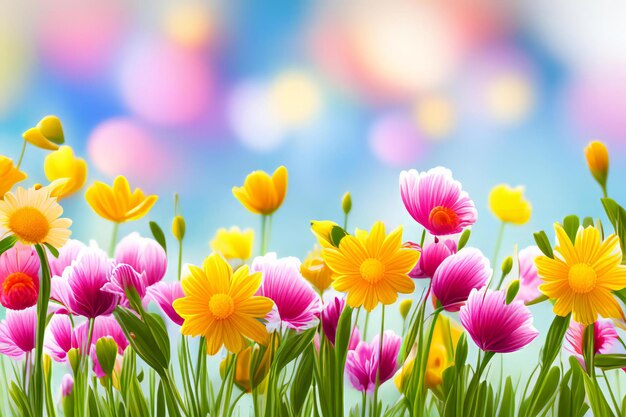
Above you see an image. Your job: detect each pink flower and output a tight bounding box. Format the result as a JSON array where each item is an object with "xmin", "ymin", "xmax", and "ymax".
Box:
[
  {"xmin": 102, "ymin": 263, "xmax": 147, "ymax": 306},
  {"xmin": 115, "ymin": 233, "xmax": 167, "ymax": 287},
  {"xmin": 146, "ymin": 281, "xmax": 185, "ymax": 326},
  {"xmin": 400, "ymin": 167, "xmax": 477, "ymax": 236},
  {"xmin": 516, "ymin": 246, "xmax": 543, "ymax": 303},
  {"xmin": 45, "ymin": 314, "xmax": 128, "ymax": 376},
  {"xmin": 432, "ymin": 248, "xmax": 491, "ymax": 312},
  {"xmin": 49, "ymin": 239, "xmax": 86, "ymax": 278},
  {"xmin": 61, "ymin": 374, "xmax": 74, "ymax": 397},
  {"xmin": 565, "ymin": 319, "xmax": 618, "ymax": 369},
  {"xmin": 45, "ymin": 314, "xmax": 77, "ymax": 362},
  {"xmin": 0, "ymin": 307, "xmax": 37, "ymax": 358},
  {"xmin": 0, "ymin": 243, "xmax": 40, "ymax": 310},
  {"xmin": 460, "ymin": 289, "xmax": 538, "ymax": 353},
  {"xmin": 252, "ymin": 253, "xmax": 321, "ymax": 331},
  {"xmin": 51, "ymin": 247, "xmax": 119, "ymax": 318},
  {"xmin": 345, "ymin": 331, "xmax": 402, "ymax": 393},
  {"xmin": 406, "ymin": 239, "xmax": 457, "ymax": 279},
  {"xmin": 321, "ymin": 296, "xmax": 360, "ymax": 349}
]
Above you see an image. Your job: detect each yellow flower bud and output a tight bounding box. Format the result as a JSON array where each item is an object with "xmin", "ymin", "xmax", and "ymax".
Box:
[
  {"xmin": 210, "ymin": 226, "xmax": 254, "ymax": 260},
  {"xmin": 488, "ymin": 184, "xmax": 532, "ymax": 225},
  {"xmin": 22, "ymin": 115, "xmax": 65, "ymax": 150},
  {"xmin": 85, "ymin": 176, "xmax": 158, "ymax": 223},
  {"xmin": 342, "ymin": 192, "xmax": 352, "ymax": 215},
  {"xmin": 232, "ymin": 166, "xmax": 287, "ymax": 215},
  {"xmin": 310, "ymin": 220, "xmax": 340, "ymax": 248},
  {"xmin": 172, "ymin": 215, "xmax": 186, "ymax": 241},
  {"xmin": 44, "ymin": 146, "xmax": 88, "ymax": 199},
  {"xmin": 399, "ymin": 299, "xmax": 412, "ymax": 319},
  {"xmin": 585, "ymin": 140, "xmax": 609, "ymax": 191},
  {"xmin": 301, "ymin": 247, "xmax": 333, "ymax": 292}
]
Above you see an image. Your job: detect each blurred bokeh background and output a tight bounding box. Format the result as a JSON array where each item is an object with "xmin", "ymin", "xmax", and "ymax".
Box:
[{"xmin": 3, "ymin": 0, "xmax": 626, "ymax": 396}]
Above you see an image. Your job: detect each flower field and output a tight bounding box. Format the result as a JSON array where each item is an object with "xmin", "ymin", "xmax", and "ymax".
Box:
[{"xmin": 2, "ymin": 118, "xmax": 626, "ymax": 417}]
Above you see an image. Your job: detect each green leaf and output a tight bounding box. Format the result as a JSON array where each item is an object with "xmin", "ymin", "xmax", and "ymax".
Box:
[
  {"xmin": 533, "ymin": 366, "xmax": 561, "ymax": 414},
  {"xmin": 330, "ymin": 226, "xmax": 348, "ymax": 247},
  {"xmin": 533, "ymin": 231, "xmax": 554, "ymax": 259},
  {"xmin": 454, "ymin": 334, "xmax": 468, "ymax": 374},
  {"xmin": 498, "ymin": 377, "xmax": 515, "ymax": 417},
  {"xmin": 149, "ymin": 221, "xmax": 167, "ymax": 253},
  {"xmin": 562, "ymin": 215, "xmax": 580, "ymax": 242},
  {"xmin": 44, "ymin": 243, "xmax": 59, "ymax": 258},
  {"xmin": 0, "ymin": 235, "xmax": 18, "ymax": 256},
  {"xmin": 457, "ymin": 229, "xmax": 471, "ymax": 250},
  {"xmin": 541, "ymin": 314, "xmax": 571, "ymax": 368},
  {"xmin": 601, "ymin": 198, "xmax": 626, "ymax": 262},
  {"xmin": 582, "ymin": 216, "xmax": 594, "ymax": 228},
  {"xmin": 95, "ymin": 337, "xmax": 118, "ymax": 376},
  {"xmin": 594, "ymin": 354, "xmax": 626, "ymax": 370},
  {"xmin": 290, "ymin": 346, "xmax": 315, "ymax": 415},
  {"xmin": 274, "ymin": 328, "xmax": 316, "ymax": 372}
]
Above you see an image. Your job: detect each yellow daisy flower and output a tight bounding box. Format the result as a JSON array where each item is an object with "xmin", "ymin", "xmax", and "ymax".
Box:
[
  {"xmin": 488, "ymin": 184, "xmax": 532, "ymax": 225},
  {"xmin": 44, "ymin": 146, "xmax": 88, "ymax": 200},
  {"xmin": 301, "ymin": 247, "xmax": 334, "ymax": 293},
  {"xmin": 173, "ymin": 253, "xmax": 274, "ymax": 355},
  {"xmin": 323, "ymin": 221, "xmax": 419, "ymax": 311},
  {"xmin": 536, "ymin": 224, "xmax": 626, "ymax": 325},
  {"xmin": 0, "ymin": 156, "xmax": 27, "ymax": 199},
  {"xmin": 0, "ymin": 186, "xmax": 72, "ymax": 248},
  {"xmin": 232, "ymin": 166, "xmax": 287, "ymax": 215},
  {"xmin": 210, "ymin": 227, "xmax": 254, "ymax": 260},
  {"xmin": 85, "ymin": 176, "xmax": 158, "ymax": 223}
]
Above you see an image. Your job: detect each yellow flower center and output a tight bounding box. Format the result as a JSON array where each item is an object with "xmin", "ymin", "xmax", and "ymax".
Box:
[
  {"xmin": 428, "ymin": 206, "xmax": 459, "ymax": 234},
  {"xmin": 360, "ymin": 258, "xmax": 385, "ymax": 283},
  {"xmin": 209, "ymin": 294, "xmax": 235, "ymax": 319},
  {"xmin": 568, "ymin": 263, "xmax": 597, "ymax": 294},
  {"xmin": 8, "ymin": 207, "xmax": 50, "ymax": 244}
]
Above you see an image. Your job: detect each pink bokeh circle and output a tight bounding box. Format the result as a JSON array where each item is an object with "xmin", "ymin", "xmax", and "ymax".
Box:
[
  {"xmin": 369, "ymin": 113, "xmax": 428, "ymax": 166},
  {"xmin": 87, "ymin": 118, "xmax": 171, "ymax": 185},
  {"xmin": 119, "ymin": 40, "xmax": 214, "ymax": 126},
  {"xmin": 37, "ymin": 0, "xmax": 128, "ymax": 79}
]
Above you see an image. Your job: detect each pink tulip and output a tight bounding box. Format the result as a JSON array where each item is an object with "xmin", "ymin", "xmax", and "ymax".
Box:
[
  {"xmin": 432, "ymin": 248, "xmax": 491, "ymax": 312},
  {"xmin": 49, "ymin": 239, "xmax": 86, "ymax": 278},
  {"xmin": 146, "ymin": 281, "xmax": 185, "ymax": 326},
  {"xmin": 0, "ymin": 307, "xmax": 37, "ymax": 358},
  {"xmin": 345, "ymin": 331, "xmax": 402, "ymax": 393},
  {"xmin": 320, "ymin": 296, "xmax": 360, "ymax": 349},
  {"xmin": 406, "ymin": 239, "xmax": 457, "ymax": 279},
  {"xmin": 252, "ymin": 253, "xmax": 321, "ymax": 331},
  {"xmin": 565, "ymin": 319, "xmax": 619, "ymax": 369},
  {"xmin": 102, "ymin": 263, "xmax": 147, "ymax": 306},
  {"xmin": 460, "ymin": 289, "xmax": 538, "ymax": 353},
  {"xmin": 400, "ymin": 167, "xmax": 477, "ymax": 236},
  {"xmin": 61, "ymin": 374, "xmax": 74, "ymax": 397},
  {"xmin": 115, "ymin": 233, "xmax": 167, "ymax": 287},
  {"xmin": 516, "ymin": 246, "xmax": 543, "ymax": 303},
  {"xmin": 51, "ymin": 247, "xmax": 118, "ymax": 318}
]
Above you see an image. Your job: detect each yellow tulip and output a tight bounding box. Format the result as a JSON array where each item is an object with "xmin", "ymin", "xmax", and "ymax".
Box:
[
  {"xmin": 232, "ymin": 166, "xmax": 287, "ymax": 215},
  {"xmin": 300, "ymin": 247, "xmax": 334, "ymax": 293},
  {"xmin": 85, "ymin": 176, "xmax": 158, "ymax": 223},
  {"xmin": 22, "ymin": 115, "xmax": 65, "ymax": 151},
  {"xmin": 395, "ymin": 315, "xmax": 463, "ymax": 391},
  {"xmin": 43, "ymin": 146, "xmax": 87, "ymax": 199},
  {"xmin": 310, "ymin": 220, "xmax": 340, "ymax": 248},
  {"xmin": 210, "ymin": 226, "xmax": 254, "ymax": 260},
  {"xmin": 488, "ymin": 184, "xmax": 532, "ymax": 225},
  {"xmin": 219, "ymin": 345, "xmax": 272, "ymax": 393},
  {"xmin": 0, "ymin": 155, "xmax": 26, "ymax": 198},
  {"xmin": 585, "ymin": 140, "xmax": 609, "ymax": 192}
]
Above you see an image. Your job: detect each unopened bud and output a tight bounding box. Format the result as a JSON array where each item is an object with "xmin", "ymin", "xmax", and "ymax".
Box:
[
  {"xmin": 172, "ymin": 215, "xmax": 186, "ymax": 241},
  {"xmin": 342, "ymin": 192, "xmax": 352, "ymax": 215},
  {"xmin": 585, "ymin": 140, "xmax": 609, "ymax": 191},
  {"xmin": 501, "ymin": 256, "xmax": 513, "ymax": 276},
  {"xmin": 505, "ymin": 279, "xmax": 520, "ymax": 304},
  {"xmin": 399, "ymin": 299, "xmax": 412, "ymax": 319}
]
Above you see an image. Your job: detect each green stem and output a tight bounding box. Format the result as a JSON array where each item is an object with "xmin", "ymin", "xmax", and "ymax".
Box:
[
  {"xmin": 491, "ymin": 222, "xmax": 505, "ymax": 281},
  {"xmin": 362, "ymin": 311, "xmax": 370, "ymax": 341},
  {"xmin": 177, "ymin": 240, "xmax": 183, "ymax": 281},
  {"xmin": 82, "ymin": 318, "xmax": 95, "ymax": 417},
  {"xmin": 371, "ymin": 306, "xmax": 386, "ymax": 417},
  {"xmin": 602, "ymin": 370, "xmax": 621, "ymax": 415},
  {"xmin": 16, "ymin": 141, "xmax": 27, "ymax": 169},
  {"xmin": 105, "ymin": 378, "xmax": 117, "ymax": 417},
  {"xmin": 260, "ymin": 215, "xmax": 267, "ymax": 255},
  {"xmin": 33, "ymin": 244, "xmax": 51, "ymax": 416},
  {"xmin": 344, "ymin": 213, "xmax": 349, "ymax": 231},
  {"xmin": 109, "ymin": 222, "xmax": 120, "ymax": 257},
  {"xmin": 361, "ymin": 391, "xmax": 367, "ymax": 417}
]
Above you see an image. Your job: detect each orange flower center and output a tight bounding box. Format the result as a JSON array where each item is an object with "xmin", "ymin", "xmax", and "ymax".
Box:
[
  {"xmin": 360, "ymin": 258, "xmax": 385, "ymax": 283},
  {"xmin": 568, "ymin": 263, "xmax": 597, "ymax": 294},
  {"xmin": 2, "ymin": 272, "xmax": 37, "ymax": 309},
  {"xmin": 428, "ymin": 206, "xmax": 459, "ymax": 234},
  {"xmin": 8, "ymin": 207, "xmax": 49, "ymax": 244},
  {"xmin": 209, "ymin": 294, "xmax": 235, "ymax": 319}
]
